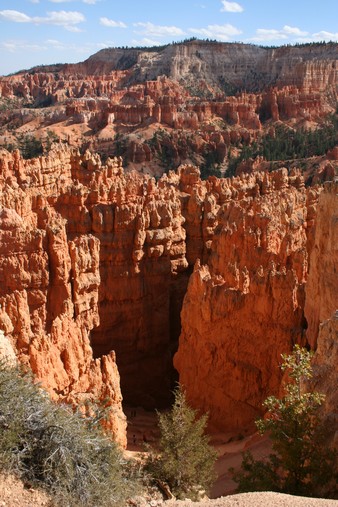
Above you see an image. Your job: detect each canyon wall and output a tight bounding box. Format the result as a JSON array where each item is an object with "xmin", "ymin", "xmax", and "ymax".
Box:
[
  {"xmin": 0, "ymin": 144, "xmax": 336, "ymax": 442},
  {"xmin": 84, "ymin": 41, "xmax": 338, "ymax": 93},
  {"xmin": 0, "ymin": 148, "xmax": 128, "ymax": 444},
  {"xmin": 174, "ymin": 169, "xmax": 319, "ymax": 431},
  {"xmin": 305, "ymin": 181, "xmax": 338, "ymax": 347},
  {"xmin": 0, "ymin": 147, "xmax": 193, "ymax": 430},
  {"xmin": 304, "ymin": 181, "xmax": 338, "ymax": 442}
]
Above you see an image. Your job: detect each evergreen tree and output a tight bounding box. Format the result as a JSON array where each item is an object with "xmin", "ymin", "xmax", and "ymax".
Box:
[
  {"xmin": 146, "ymin": 385, "xmax": 217, "ymax": 500},
  {"xmin": 231, "ymin": 346, "xmax": 337, "ymax": 497}
]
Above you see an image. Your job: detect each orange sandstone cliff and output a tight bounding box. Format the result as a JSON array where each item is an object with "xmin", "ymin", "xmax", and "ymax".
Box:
[
  {"xmin": 304, "ymin": 181, "xmax": 338, "ymax": 442},
  {"xmin": 174, "ymin": 169, "xmax": 320, "ymax": 431},
  {"xmin": 0, "ymin": 142, "xmax": 336, "ymax": 442}
]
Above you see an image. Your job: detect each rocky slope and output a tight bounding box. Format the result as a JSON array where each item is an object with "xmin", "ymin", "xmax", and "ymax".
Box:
[
  {"xmin": 0, "ymin": 41, "xmax": 336, "ymax": 179},
  {"xmin": 42, "ymin": 41, "xmax": 338, "ymax": 92}
]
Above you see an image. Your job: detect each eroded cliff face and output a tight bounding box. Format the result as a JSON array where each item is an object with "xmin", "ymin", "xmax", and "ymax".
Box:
[
  {"xmin": 174, "ymin": 169, "xmax": 319, "ymax": 432},
  {"xmin": 84, "ymin": 42, "xmax": 338, "ymax": 93},
  {"xmin": 305, "ymin": 181, "xmax": 338, "ymax": 348},
  {"xmin": 0, "ymin": 42, "xmax": 336, "ymax": 180},
  {"xmin": 0, "ymin": 148, "xmax": 128, "ymax": 444},
  {"xmin": 304, "ymin": 181, "xmax": 338, "ymax": 442},
  {"xmin": 0, "ymin": 147, "xmax": 193, "ymax": 435},
  {"xmin": 0, "ymin": 144, "xmax": 335, "ymax": 443}
]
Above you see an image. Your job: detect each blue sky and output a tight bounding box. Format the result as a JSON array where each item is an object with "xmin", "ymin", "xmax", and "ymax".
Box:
[{"xmin": 0, "ymin": 0, "xmax": 337, "ymax": 75}]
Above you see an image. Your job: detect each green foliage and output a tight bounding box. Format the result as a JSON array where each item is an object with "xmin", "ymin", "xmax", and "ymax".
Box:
[
  {"xmin": 232, "ymin": 346, "xmax": 337, "ymax": 498},
  {"xmin": 44, "ymin": 129, "xmax": 60, "ymax": 152},
  {"xmin": 227, "ymin": 114, "xmax": 338, "ymax": 175},
  {"xmin": 200, "ymin": 150, "xmax": 222, "ymax": 179},
  {"xmin": 16, "ymin": 133, "xmax": 44, "ymax": 159},
  {"xmin": 113, "ymin": 132, "xmax": 128, "ymax": 158},
  {"xmin": 145, "ymin": 129, "xmax": 177, "ymax": 171},
  {"xmin": 146, "ymin": 385, "xmax": 217, "ymax": 500},
  {"xmin": 0, "ymin": 360, "xmax": 135, "ymax": 507}
]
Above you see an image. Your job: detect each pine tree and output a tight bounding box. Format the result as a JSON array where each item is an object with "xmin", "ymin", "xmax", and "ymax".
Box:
[
  {"xmin": 146, "ymin": 385, "xmax": 217, "ymax": 500},
  {"xmin": 231, "ymin": 346, "xmax": 337, "ymax": 497}
]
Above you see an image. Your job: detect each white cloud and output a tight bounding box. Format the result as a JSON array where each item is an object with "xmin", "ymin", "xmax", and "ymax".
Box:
[
  {"xmin": 1, "ymin": 40, "xmax": 47, "ymax": 52},
  {"xmin": 220, "ymin": 0, "xmax": 243, "ymax": 13},
  {"xmin": 283, "ymin": 25, "xmax": 308, "ymax": 36},
  {"xmin": 312, "ymin": 30, "xmax": 338, "ymax": 41},
  {"xmin": 100, "ymin": 17, "xmax": 127, "ymax": 28},
  {"xmin": 250, "ymin": 29, "xmax": 289, "ymax": 42},
  {"xmin": 0, "ymin": 10, "xmax": 31, "ymax": 23},
  {"xmin": 65, "ymin": 25, "xmax": 82, "ymax": 32},
  {"xmin": 130, "ymin": 37, "xmax": 161, "ymax": 47},
  {"xmin": 35, "ymin": 10, "xmax": 85, "ymax": 27},
  {"xmin": 0, "ymin": 9, "xmax": 85, "ymax": 30},
  {"xmin": 189, "ymin": 23, "xmax": 242, "ymax": 41},
  {"xmin": 44, "ymin": 39, "xmax": 108, "ymax": 52},
  {"xmin": 133, "ymin": 22, "xmax": 185, "ymax": 38},
  {"xmin": 250, "ymin": 26, "xmax": 308, "ymax": 42},
  {"xmin": 249, "ymin": 25, "xmax": 338, "ymax": 44}
]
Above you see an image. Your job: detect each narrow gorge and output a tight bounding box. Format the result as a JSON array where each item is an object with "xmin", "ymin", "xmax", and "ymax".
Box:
[
  {"xmin": 0, "ymin": 40, "xmax": 337, "ymax": 448},
  {"xmin": 0, "ymin": 145, "xmax": 336, "ymax": 445}
]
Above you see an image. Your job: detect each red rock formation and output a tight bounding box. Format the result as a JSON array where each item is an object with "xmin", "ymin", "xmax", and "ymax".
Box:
[
  {"xmin": 303, "ymin": 181, "xmax": 338, "ymax": 444},
  {"xmin": 305, "ymin": 181, "xmax": 338, "ymax": 348},
  {"xmin": 0, "ymin": 141, "xmax": 336, "ymax": 444},
  {"xmin": 174, "ymin": 169, "xmax": 313, "ymax": 432},
  {"xmin": 0, "ymin": 147, "xmax": 192, "ymax": 430},
  {"xmin": 0, "ymin": 147, "xmax": 127, "ymax": 445},
  {"xmin": 1, "ymin": 47, "xmax": 336, "ymax": 173}
]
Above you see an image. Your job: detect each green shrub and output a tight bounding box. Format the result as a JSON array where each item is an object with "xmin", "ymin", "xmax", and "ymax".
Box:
[
  {"xmin": 231, "ymin": 346, "xmax": 338, "ymax": 498},
  {"xmin": 16, "ymin": 133, "xmax": 43, "ymax": 159},
  {"xmin": 0, "ymin": 360, "xmax": 135, "ymax": 506},
  {"xmin": 146, "ymin": 385, "xmax": 217, "ymax": 500}
]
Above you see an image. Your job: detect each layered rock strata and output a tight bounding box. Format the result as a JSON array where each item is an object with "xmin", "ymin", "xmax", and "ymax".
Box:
[{"xmin": 0, "ymin": 42, "xmax": 336, "ymax": 176}]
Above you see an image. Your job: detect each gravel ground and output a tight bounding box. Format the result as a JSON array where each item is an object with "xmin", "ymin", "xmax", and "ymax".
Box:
[
  {"xmin": 165, "ymin": 492, "xmax": 338, "ymax": 507},
  {"xmin": 1, "ymin": 473, "xmax": 337, "ymax": 507}
]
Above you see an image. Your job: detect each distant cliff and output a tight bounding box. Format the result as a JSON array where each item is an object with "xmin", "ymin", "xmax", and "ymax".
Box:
[{"xmin": 83, "ymin": 41, "xmax": 338, "ymax": 92}]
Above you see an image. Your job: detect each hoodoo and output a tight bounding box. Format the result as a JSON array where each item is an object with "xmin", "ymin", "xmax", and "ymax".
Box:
[{"xmin": 0, "ymin": 40, "xmax": 337, "ymax": 446}]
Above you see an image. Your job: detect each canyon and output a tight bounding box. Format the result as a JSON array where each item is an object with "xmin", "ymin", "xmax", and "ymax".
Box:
[
  {"xmin": 0, "ymin": 41, "xmax": 337, "ymax": 179},
  {"xmin": 0, "ymin": 146, "xmax": 336, "ymax": 442},
  {"xmin": 0, "ymin": 40, "xmax": 337, "ymax": 447}
]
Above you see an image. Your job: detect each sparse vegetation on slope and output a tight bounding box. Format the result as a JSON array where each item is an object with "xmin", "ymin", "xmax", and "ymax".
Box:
[
  {"xmin": 228, "ymin": 114, "xmax": 338, "ymax": 176},
  {"xmin": 0, "ymin": 360, "xmax": 136, "ymax": 507}
]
